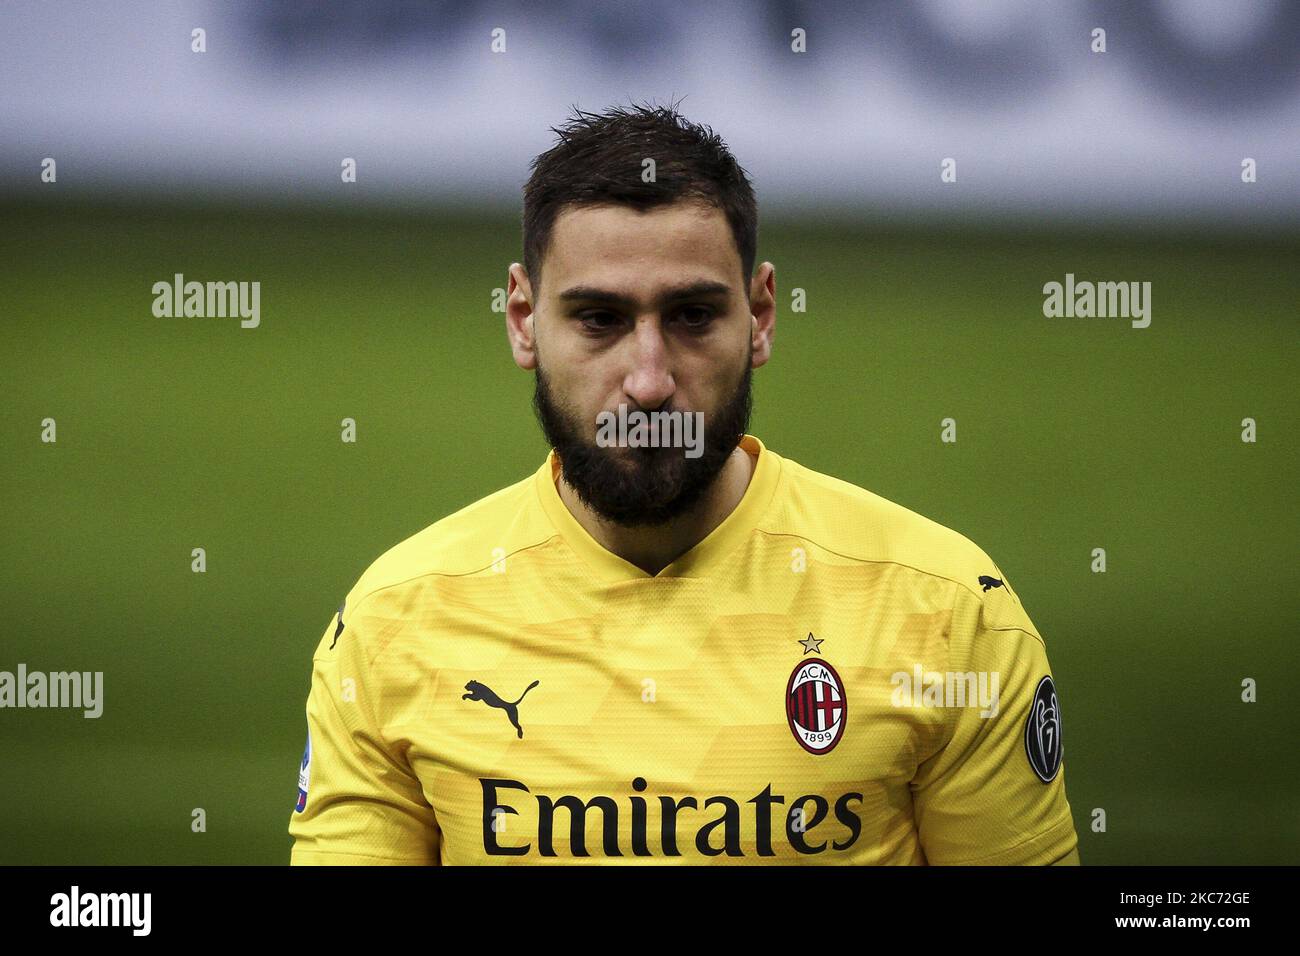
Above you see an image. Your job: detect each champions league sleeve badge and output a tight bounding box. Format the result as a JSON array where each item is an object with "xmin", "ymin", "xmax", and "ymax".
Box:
[
  {"xmin": 1024, "ymin": 675, "xmax": 1063, "ymax": 783},
  {"xmin": 295, "ymin": 728, "xmax": 312, "ymax": 812}
]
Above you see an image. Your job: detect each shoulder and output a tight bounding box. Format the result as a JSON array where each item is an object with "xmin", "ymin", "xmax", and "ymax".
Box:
[
  {"xmin": 343, "ymin": 466, "xmax": 556, "ymax": 614},
  {"xmin": 766, "ymin": 451, "xmax": 1039, "ymax": 638}
]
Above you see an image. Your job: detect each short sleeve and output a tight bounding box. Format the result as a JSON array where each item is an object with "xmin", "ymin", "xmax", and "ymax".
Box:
[
  {"xmin": 910, "ymin": 574, "xmax": 1079, "ymax": 865},
  {"xmin": 289, "ymin": 595, "xmax": 441, "ymax": 865}
]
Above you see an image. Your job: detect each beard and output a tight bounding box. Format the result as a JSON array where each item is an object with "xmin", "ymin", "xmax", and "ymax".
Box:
[{"xmin": 533, "ymin": 352, "xmax": 753, "ymax": 528}]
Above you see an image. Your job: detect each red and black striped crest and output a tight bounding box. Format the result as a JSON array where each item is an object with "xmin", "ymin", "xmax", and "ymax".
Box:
[{"xmin": 786, "ymin": 658, "xmax": 846, "ymax": 754}]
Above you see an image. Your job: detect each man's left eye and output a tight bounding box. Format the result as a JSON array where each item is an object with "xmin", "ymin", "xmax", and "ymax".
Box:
[{"xmin": 677, "ymin": 306, "xmax": 715, "ymax": 328}]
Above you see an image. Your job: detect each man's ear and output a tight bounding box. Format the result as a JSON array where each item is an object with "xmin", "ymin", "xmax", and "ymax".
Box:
[
  {"xmin": 749, "ymin": 262, "xmax": 776, "ymax": 369},
  {"xmin": 506, "ymin": 262, "xmax": 537, "ymax": 371}
]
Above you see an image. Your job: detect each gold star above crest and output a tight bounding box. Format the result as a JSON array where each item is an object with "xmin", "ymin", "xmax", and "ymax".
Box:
[{"xmin": 799, "ymin": 632, "xmax": 823, "ymax": 654}]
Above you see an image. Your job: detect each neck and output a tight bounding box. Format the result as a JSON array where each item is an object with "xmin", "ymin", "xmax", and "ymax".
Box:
[{"xmin": 556, "ymin": 444, "xmax": 755, "ymax": 576}]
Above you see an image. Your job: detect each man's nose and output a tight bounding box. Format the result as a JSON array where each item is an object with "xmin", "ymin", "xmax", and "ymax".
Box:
[{"xmin": 622, "ymin": 318, "xmax": 676, "ymax": 410}]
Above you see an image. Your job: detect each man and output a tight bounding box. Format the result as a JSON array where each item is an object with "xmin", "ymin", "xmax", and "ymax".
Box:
[{"xmin": 289, "ymin": 102, "xmax": 1079, "ymax": 865}]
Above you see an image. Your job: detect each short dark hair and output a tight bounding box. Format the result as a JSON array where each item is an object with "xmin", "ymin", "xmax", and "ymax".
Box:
[{"xmin": 522, "ymin": 99, "xmax": 758, "ymax": 296}]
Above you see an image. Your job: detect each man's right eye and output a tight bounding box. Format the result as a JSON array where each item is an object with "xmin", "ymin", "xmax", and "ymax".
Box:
[{"xmin": 578, "ymin": 311, "xmax": 619, "ymax": 331}]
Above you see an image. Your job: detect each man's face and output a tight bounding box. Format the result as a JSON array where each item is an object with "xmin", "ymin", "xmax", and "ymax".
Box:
[{"xmin": 512, "ymin": 200, "xmax": 768, "ymax": 527}]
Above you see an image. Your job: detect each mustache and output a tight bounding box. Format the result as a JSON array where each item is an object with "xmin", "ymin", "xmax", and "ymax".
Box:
[{"xmin": 531, "ymin": 361, "xmax": 752, "ymax": 526}]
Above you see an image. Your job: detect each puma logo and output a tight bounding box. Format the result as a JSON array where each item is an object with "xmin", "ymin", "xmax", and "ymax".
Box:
[
  {"xmin": 463, "ymin": 679, "xmax": 540, "ymax": 739},
  {"xmin": 978, "ymin": 575, "xmax": 1004, "ymax": 592},
  {"xmin": 329, "ymin": 601, "xmax": 345, "ymax": 649}
]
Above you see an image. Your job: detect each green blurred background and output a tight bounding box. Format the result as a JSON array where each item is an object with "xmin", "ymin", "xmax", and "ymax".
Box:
[{"xmin": 1, "ymin": 199, "xmax": 1296, "ymax": 864}]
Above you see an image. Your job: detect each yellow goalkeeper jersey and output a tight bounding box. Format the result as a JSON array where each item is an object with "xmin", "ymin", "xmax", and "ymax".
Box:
[{"xmin": 289, "ymin": 434, "xmax": 1078, "ymax": 865}]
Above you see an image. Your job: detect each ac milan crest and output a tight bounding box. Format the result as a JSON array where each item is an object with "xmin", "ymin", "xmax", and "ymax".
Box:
[{"xmin": 786, "ymin": 658, "xmax": 846, "ymax": 754}]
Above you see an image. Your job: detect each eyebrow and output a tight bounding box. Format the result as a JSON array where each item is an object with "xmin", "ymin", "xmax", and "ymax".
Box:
[{"xmin": 557, "ymin": 280, "xmax": 732, "ymax": 308}]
